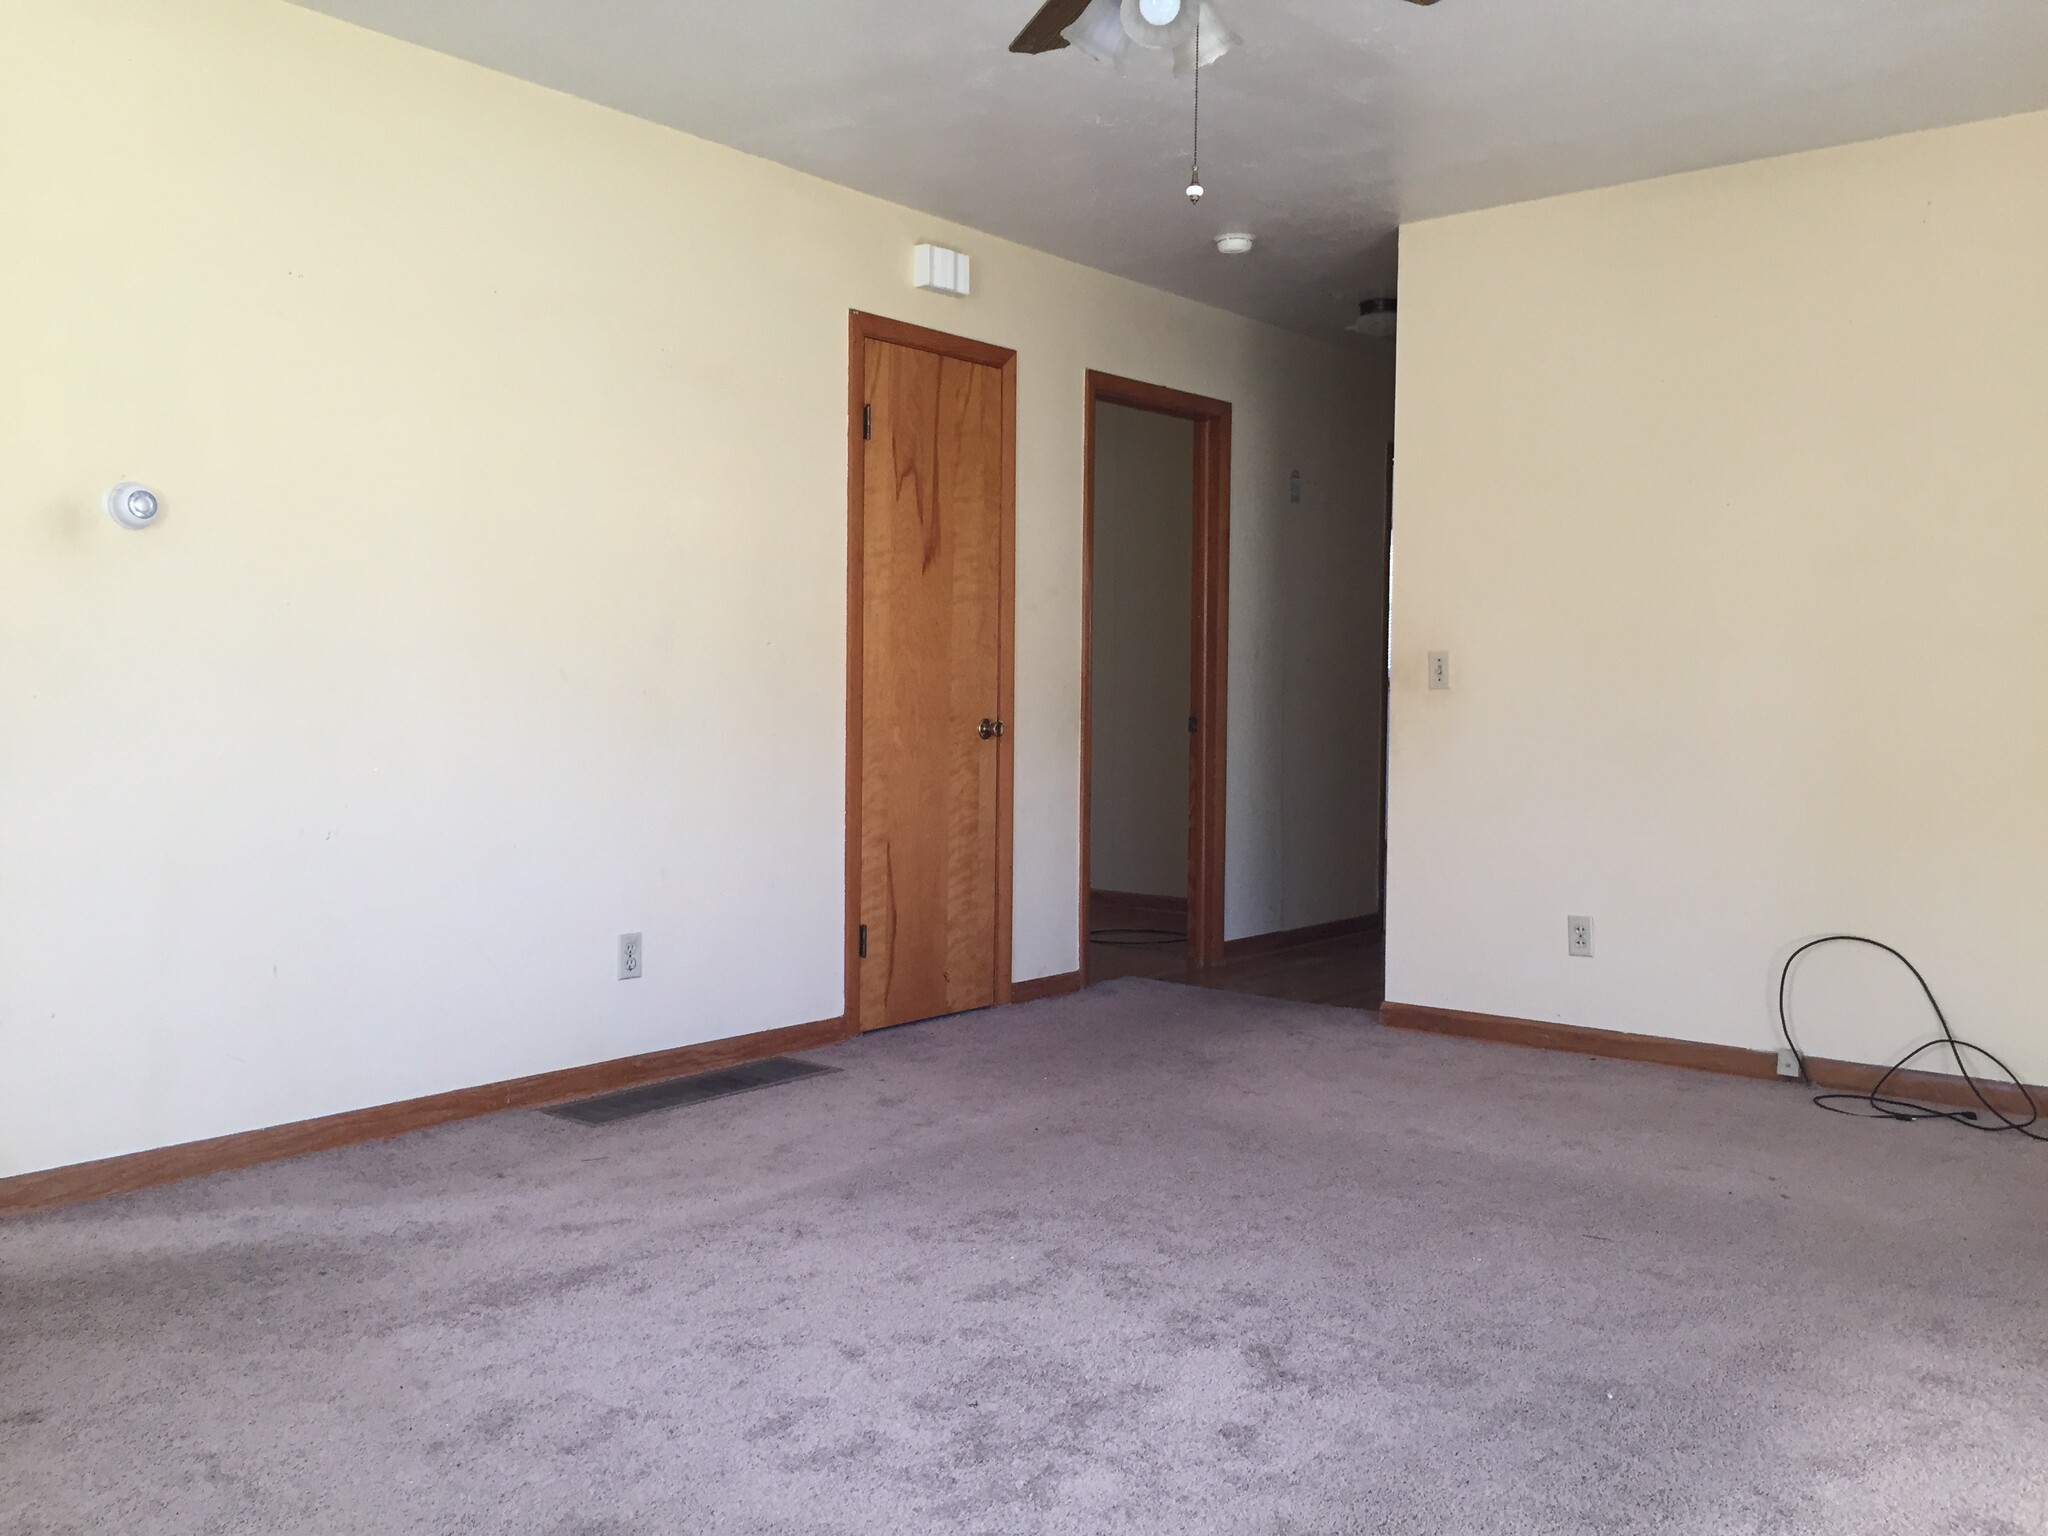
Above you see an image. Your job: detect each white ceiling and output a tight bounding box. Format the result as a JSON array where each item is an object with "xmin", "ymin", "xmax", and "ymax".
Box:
[{"xmin": 292, "ymin": 0, "xmax": 2048, "ymax": 338}]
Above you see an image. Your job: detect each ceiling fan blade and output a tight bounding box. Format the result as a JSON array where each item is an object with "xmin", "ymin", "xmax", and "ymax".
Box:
[{"xmin": 1010, "ymin": 0, "xmax": 1093, "ymax": 54}]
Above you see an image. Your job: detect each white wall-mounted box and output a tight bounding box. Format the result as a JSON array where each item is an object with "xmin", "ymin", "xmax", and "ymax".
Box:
[{"xmin": 913, "ymin": 243, "xmax": 971, "ymax": 297}]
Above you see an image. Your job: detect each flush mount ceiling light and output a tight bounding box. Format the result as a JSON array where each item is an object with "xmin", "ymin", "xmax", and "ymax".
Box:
[
  {"xmin": 1215, "ymin": 233, "xmax": 1254, "ymax": 255},
  {"xmin": 1348, "ymin": 297, "xmax": 1398, "ymax": 338}
]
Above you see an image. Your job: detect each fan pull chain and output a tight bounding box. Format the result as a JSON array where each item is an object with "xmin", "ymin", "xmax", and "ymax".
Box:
[{"xmin": 1186, "ymin": 11, "xmax": 1204, "ymax": 203}]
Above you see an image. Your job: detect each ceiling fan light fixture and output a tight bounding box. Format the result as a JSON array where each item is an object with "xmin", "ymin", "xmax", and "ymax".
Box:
[
  {"xmin": 1348, "ymin": 297, "xmax": 1398, "ymax": 338},
  {"xmin": 1060, "ymin": 0, "xmax": 1129, "ymax": 65},
  {"xmin": 1173, "ymin": 2, "xmax": 1240, "ymax": 75},
  {"xmin": 1119, "ymin": 0, "xmax": 1198, "ymax": 51}
]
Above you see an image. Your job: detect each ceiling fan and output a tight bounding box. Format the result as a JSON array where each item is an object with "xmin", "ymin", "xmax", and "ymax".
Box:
[{"xmin": 1010, "ymin": 0, "xmax": 1438, "ymax": 59}]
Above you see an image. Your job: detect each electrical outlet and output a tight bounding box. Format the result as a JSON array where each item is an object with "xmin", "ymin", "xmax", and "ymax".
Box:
[
  {"xmin": 1428, "ymin": 651, "xmax": 1451, "ymax": 691},
  {"xmin": 1776, "ymin": 1048, "xmax": 1801, "ymax": 1079},
  {"xmin": 618, "ymin": 932, "xmax": 643, "ymax": 981},
  {"xmin": 1567, "ymin": 916, "xmax": 1594, "ymax": 958}
]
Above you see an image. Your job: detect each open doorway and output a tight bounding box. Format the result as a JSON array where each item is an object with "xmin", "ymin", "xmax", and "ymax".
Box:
[{"xmin": 1079, "ymin": 372, "xmax": 1230, "ymax": 985}]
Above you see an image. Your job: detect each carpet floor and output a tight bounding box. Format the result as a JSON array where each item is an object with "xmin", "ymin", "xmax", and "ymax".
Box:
[{"xmin": 4, "ymin": 979, "xmax": 2044, "ymax": 1535}]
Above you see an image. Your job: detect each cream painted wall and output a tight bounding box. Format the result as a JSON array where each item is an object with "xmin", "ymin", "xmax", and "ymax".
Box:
[
  {"xmin": 1089, "ymin": 403, "xmax": 1194, "ymax": 900},
  {"xmin": 0, "ymin": 0, "xmax": 1390, "ymax": 1177},
  {"xmin": 1269, "ymin": 390, "xmax": 1391, "ymax": 935},
  {"xmin": 1389, "ymin": 110, "xmax": 2048, "ymax": 1083}
]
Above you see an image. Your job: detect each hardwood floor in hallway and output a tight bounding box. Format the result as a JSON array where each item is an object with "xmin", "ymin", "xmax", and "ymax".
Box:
[{"xmin": 1086, "ymin": 892, "xmax": 1384, "ymax": 1010}]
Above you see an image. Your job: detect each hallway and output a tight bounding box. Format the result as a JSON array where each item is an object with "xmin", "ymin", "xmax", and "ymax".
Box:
[{"xmin": 1087, "ymin": 892, "xmax": 1384, "ymax": 1010}]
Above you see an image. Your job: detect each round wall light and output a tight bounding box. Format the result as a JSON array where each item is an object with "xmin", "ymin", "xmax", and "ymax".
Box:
[
  {"xmin": 1215, "ymin": 233, "xmax": 1255, "ymax": 255},
  {"xmin": 106, "ymin": 482, "xmax": 163, "ymax": 529}
]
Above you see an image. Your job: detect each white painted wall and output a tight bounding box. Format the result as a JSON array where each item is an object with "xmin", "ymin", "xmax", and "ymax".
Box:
[
  {"xmin": 1389, "ymin": 110, "xmax": 2048, "ymax": 1083},
  {"xmin": 1089, "ymin": 404, "xmax": 1194, "ymax": 900},
  {"xmin": 0, "ymin": 0, "xmax": 1389, "ymax": 1178},
  {"xmin": 1269, "ymin": 405, "xmax": 1392, "ymax": 935}
]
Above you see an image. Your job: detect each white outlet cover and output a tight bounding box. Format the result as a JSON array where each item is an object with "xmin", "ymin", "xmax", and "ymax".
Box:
[
  {"xmin": 618, "ymin": 932, "xmax": 644, "ymax": 980},
  {"xmin": 1568, "ymin": 916, "xmax": 1594, "ymax": 957}
]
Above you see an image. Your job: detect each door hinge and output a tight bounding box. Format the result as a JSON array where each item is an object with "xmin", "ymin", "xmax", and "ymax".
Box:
[
  {"xmin": 1189, "ymin": 715, "xmax": 1199, "ymax": 734},
  {"xmin": 858, "ymin": 923, "xmax": 868, "ymax": 958},
  {"xmin": 862, "ymin": 404, "xmax": 872, "ymax": 440}
]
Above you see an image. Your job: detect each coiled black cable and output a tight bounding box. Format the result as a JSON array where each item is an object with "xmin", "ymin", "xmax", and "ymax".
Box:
[{"xmin": 1778, "ymin": 935, "xmax": 2047, "ymax": 1140}]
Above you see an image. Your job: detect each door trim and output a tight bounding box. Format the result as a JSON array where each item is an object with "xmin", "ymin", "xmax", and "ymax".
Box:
[
  {"xmin": 845, "ymin": 312, "xmax": 1018, "ymax": 1032},
  {"xmin": 1079, "ymin": 370, "xmax": 1232, "ymax": 981},
  {"xmin": 1378, "ymin": 441, "xmax": 1396, "ymax": 916}
]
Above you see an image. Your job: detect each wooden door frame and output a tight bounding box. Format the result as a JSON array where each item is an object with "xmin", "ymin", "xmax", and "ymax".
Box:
[
  {"xmin": 844, "ymin": 311, "xmax": 1018, "ymax": 1033},
  {"xmin": 1079, "ymin": 370, "xmax": 1232, "ymax": 981},
  {"xmin": 1378, "ymin": 441, "xmax": 1395, "ymax": 916}
]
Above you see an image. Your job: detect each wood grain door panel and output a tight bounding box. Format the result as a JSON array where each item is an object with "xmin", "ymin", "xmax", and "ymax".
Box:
[{"xmin": 858, "ymin": 339, "xmax": 1006, "ymax": 1030}]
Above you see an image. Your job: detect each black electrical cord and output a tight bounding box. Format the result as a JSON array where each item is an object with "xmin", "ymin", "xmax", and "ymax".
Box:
[
  {"xmin": 1778, "ymin": 935, "xmax": 2047, "ymax": 1140},
  {"xmin": 1088, "ymin": 927, "xmax": 1187, "ymax": 948}
]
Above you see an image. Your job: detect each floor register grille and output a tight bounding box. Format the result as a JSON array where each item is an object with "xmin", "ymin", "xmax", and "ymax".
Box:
[{"xmin": 544, "ymin": 1057, "xmax": 838, "ymax": 1126}]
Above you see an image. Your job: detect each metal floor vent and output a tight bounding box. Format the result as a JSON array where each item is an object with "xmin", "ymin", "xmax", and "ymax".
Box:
[{"xmin": 545, "ymin": 1056, "xmax": 839, "ymax": 1126}]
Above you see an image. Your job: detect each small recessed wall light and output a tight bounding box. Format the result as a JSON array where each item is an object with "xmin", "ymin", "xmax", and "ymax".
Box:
[{"xmin": 1215, "ymin": 233, "xmax": 1254, "ymax": 255}]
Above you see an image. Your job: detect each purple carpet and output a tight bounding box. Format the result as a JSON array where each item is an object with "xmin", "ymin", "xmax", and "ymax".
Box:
[{"xmin": 4, "ymin": 978, "xmax": 2042, "ymax": 1533}]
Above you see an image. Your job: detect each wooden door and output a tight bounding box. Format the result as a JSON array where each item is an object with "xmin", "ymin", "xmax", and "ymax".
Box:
[{"xmin": 852, "ymin": 324, "xmax": 1014, "ymax": 1031}]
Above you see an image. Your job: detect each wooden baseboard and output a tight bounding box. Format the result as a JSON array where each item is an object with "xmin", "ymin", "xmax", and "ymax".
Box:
[
  {"xmin": 1379, "ymin": 1001, "xmax": 1776, "ymax": 1079},
  {"xmin": 1799, "ymin": 1053, "xmax": 2047, "ymax": 1120},
  {"xmin": 1089, "ymin": 889, "xmax": 1189, "ymax": 918},
  {"xmin": 0, "ymin": 1014, "xmax": 852, "ymax": 1219},
  {"xmin": 1221, "ymin": 913, "xmax": 1381, "ymax": 960},
  {"xmin": 32, "ymin": 986, "xmax": 2028, "ymax": 1219},
  {"xmin": 1379, "ymin": 1001, "xmax": 2048, "ymax": 1117},
  {"xmin": 1011, "ymin": 969, "xmax": 1083, "ymax": 1004}
]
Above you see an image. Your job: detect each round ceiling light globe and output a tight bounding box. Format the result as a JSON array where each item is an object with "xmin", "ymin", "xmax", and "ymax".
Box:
[{"xmin": 1121, "ymin": 0, "xmax": 1198, "ymax": 49}]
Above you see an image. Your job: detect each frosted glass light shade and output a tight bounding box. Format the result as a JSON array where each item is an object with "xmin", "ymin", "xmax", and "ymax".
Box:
[
  {"xmin": 1172, "ymin": 2, "xmax": 1240, "ymax": 74},
  {"xmin": 1120, "ymin": 0, "xmax": 1198, "ymax": 50},
  {"xmin": 1061, "ymin": 0, "xmax": 1128, "ymax": 65}
]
